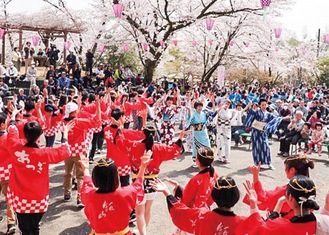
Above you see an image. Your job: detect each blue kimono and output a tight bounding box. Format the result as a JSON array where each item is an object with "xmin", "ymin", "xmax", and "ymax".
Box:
[
  {"xmin": 188, "ymin": 110, "xmax": 211, "ymax": 158},
  {"xmin": 245, "ymin": 109, "xmax": 282, "ymax": 165}
]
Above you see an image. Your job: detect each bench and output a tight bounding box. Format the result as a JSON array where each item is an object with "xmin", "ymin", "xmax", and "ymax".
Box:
[{"xmin": 239, "ymin": 132, "xmax": 252, "ymax": 150}]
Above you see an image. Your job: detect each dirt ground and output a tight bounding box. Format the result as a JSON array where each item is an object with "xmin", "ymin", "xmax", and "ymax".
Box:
[{"xmin": 1, "ymin": 138, "xmax": 329, "ymax": 235}]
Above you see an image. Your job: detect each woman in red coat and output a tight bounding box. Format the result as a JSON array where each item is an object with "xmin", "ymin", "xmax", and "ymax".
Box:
[
  {"xmin": 244, "ymin": 154, "xmax": 314, "ymax": 219},
  {"xmin": 150, "ymin": 176, "xmax": 251, "ymax": 235},
  {"xmin": 116, "ymin": 126, "xmax": 187, "ymax": 235},
  {"xmin": 80, "ymin": 151, "xmax": 152, "ymax": 235},
  {"xmin": 243, "ymin": 175, "xmax": 329, "ymax": 235},
  {"xmin": 7, "ymin": 106, "xmax": 74, "ymax": 235},
  {"xmin": 165, "ymin": 147, "xmax": 218, "ymax": 235}
]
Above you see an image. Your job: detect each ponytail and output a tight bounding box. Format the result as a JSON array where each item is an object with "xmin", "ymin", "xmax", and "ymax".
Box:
[{"xmin": 144, "ymin": 133, "xmax": 154, "ymax": 152}]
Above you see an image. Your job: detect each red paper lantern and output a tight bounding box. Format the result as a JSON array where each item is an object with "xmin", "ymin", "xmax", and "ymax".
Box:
[
  {"xmin": 143, "ymin": 43, "xmax": 149, "ymax": 51},
  {"xmin": 123, "ymin": 44, "xmax": 129, "ymax": 53},
  {"xmin": 274, "ymin": 28, "xmax": 282, "ymax": 39},
  {"xmin": 173, "ymin": 40, "xmax": 178, "ymax": 46},
  {"xmin": 229, "ymin": 41, "xmax": 234, "ymax": 46},
  {"xmin": 324, "ymin": 34, "xmax": 329, "ymax": 44},
  {"xmin": 159, "ymin": 41, "xmax": 165, "ymax": 47},
  {"xmin": 113, "ymin": 4, "xmax": 124, "ymax": 18},
  {"xmin": 64, "ymin": 41, "xmax": 71, "ymax": 50},
  {"xmin": 0, "ymin": 28, "xmax": 5, "ymax": 39},
  {"xmin": 260, "ymin": 0, "xmax": 271, "ymax": 8},
  {"xmin": 206, "ymin": 18, "xmax": 215, "ymax": 31},
  {"xmin": 192, "ymin": 40, "xmax": 197, "ymax": 47},
  {"xmin": 31, "ymin": 35, "xmax": 41, "ymax": 46},
  {"xmin": 98, "ymin": 44, "xmax": 105, "ymax": 53}
]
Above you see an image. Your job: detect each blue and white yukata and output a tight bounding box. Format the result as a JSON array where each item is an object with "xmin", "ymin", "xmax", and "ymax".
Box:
[
  {"xmin": 188, "ymin": 110, "xmax": 211, "ymax": 159},
  {"xmin": 245, "ymin": 109, "xmax": 282, "ymax": 165}
]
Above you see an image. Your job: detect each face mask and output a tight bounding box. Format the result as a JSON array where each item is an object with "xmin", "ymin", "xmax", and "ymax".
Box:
[{"xmin": 283, "ymin": 106, "xmax": 288, "ymax": 110}]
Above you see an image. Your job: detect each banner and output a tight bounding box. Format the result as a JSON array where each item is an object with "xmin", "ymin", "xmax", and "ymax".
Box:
[{"xmin": 217, "ymin": 66, "xmax": 225, "ymax": 87}]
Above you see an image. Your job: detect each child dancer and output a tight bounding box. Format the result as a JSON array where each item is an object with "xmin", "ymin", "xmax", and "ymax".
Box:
[{"xmin": 80, "ymin": 151, "xmax": 152, "ymax": 235}]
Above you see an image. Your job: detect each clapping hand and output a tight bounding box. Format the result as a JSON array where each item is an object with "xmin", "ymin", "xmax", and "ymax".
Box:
[{"xmin": 149, "ymin": 178, "xmax": 170, "ymax": 196}]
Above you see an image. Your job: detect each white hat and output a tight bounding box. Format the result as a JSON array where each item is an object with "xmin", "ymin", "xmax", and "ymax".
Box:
[{"xmin": 64, "ymin": 102, "xmax": 78, "ymax": 118}]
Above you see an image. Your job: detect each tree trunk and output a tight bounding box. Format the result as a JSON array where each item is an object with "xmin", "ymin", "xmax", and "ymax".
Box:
[{"xmin": 144, "ymin": 59, "xmax": 157, "ymax": 83}]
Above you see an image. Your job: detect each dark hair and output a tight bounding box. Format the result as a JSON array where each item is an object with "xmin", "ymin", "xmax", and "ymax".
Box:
[
  {"xmin": 24, "ymin": 100, "xmax": 35, "ymax": 112},
  {"xmin": 304, "ymin": 122, "xmax": 311, "ymax": 129},
  {"xmin": 284, "ymin": 155, "xmax": 314, "ymax": 177},
  {"xmin": 194, "ymin": 101, "xmax": 203, "ymax": 109},
  {"xmin": 142, "ymin": 126, "xmax": 156, "ymax": 152},
  {"xmin": 81, "ymin": 91, "xmax": 89, "ymax": 101},
  {"xmin": 315, "ymin": 111, "xmax": 321, "ymax": 119},
  {"xmin": 315, "ymin": 122, "xmax": 323, "ymax": 128},
  {"xmin": 23, "ymin": 121, "xmax": 43, "ymax": 145},
  {"xmin": 92, "ymin": 158, "xmax": 119, "ymax": 193},
  {"xmin": 111, "ymin": 108, "xmax": 124, "ymax": 121},
  {"xmin": 121, "ymin": 94, "xmax": 128, "ymax": 104},
  {"xmin": 258, "ymin": 98, "xmax": 267, "ymax": 105},
  {"xmin": 166, "ymin": 96, "xmax": 174, "ymax": 102},
  {"xmin": 0, "ymin": 113, "xmax": 7, "ymax": 124},
  {"xmin": 58, "ymin": 95, "xmax": 68, "ymax": 107},
  {"xmin": 196, "ymin": 147, "xmax": 214, "ymax": 177},
  {"xmin": 88, "ymin": 93, "xmax": 96, "ymax": 103},
  {"xmin": 211, "ymin": 176, "xmax": 240, "ymax": 209},
  {"xmin": 286, "ymin": 175, "xmax": 319, "ymax": 211}
]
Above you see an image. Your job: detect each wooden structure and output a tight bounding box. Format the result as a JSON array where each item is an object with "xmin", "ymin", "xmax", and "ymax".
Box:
[{"xmin": 0, "ymin": 22, "xmax": 82, "ymax": 64}]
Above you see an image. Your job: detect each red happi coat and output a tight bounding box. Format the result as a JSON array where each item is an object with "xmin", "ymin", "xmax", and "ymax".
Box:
[
  {"xmin": 179, "ymin": 168, "xmax": 218, "ymax": 209},
  {"xmin": 243, "ymin": 181, "xmax": 294, "ymax": 219},
  {"xmin": 115, "ymin": 136, "xmax": 183, "ymax": 175},
  {"xmin": 241, "ymin": 212, "xmax": 317, "ymax": 235},
  {"xmin": 43, "ymin": 112, "xmax": 63, "ymax": 137},
  {"xmin": 0, "ymin": 132, "xmax": 12, "ymax": 182},
  {"xmin": 167, "ymin": 196, "xmax": 248, "ymax": 235},
  {"xmin": 103, "ymin": 126, "xmax": 144, "ymax": 176},
  {"xmin": 81, "ymin": 176, "xmax": 144, "ymax": 234},
  {"xmin": 6, "ymin": 124, "xmax": 70, "ymax": 213}
]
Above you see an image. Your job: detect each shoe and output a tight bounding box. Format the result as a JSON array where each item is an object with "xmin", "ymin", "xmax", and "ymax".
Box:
[
  {"xmin": 89, "ymin": 158, "xmax": 94, "ymax": 164},
  {"xmin": 268, "ymin": 164, "xmax": 276, "ymax": 170},
  {"xmin": 129, "ymin": 213, "xmax": 137, "ymax": 223},
  {"xmin": 0, "ymin": 215, "xmax": 4, "ymax": 223},
  {"xmin": 306, "ymin": 150, "xmax": 312, "ymax": 155},
  {"xmin": 6, "ymin": 224, "xmax": 16, "ymax": 235},
  {"xmin": 64, "ymin": 195, "xmax": 71, "ymax": 202},
  {"xmin": 96, "ymin": 149, "xmax": 101, "ymax": 154},
  {"xmin": 77, "ymin": 200, "xmax": 85, "ymax": 208},
  {"xmin": 282, "ymin": 152, "xmax": 289, "ymax": 157},
  {"xmin": 277, "ymin": 152, "xmax": 283, "ymax": 156},
  {"xmin": 223, "ymin": 159, "xmax": 230, "ymax": 164},
  {"xmin": 234, "ymin": 143, "xmax": 239, "ymax": 147}
]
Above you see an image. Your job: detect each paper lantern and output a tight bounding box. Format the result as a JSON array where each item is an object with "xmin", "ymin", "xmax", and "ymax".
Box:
[
  {"xmin": 0, "ymin": 28, "xmax": 5, "ymax": 39},
  {"xmin": 274, "ymin": 28, "xmax": 282, "ymax": 39},
  {"xmin": 206, "ymin": 18, "xmax": 215, "ymax": 31},
  {"xmin": 192, "ymin": 40, "xmax": 197, "ymax": 47},
  {"xmin": 143, "ymin": 43, "xmax": 149, "ymax": 51},
  {"xmin": 113, "ymin": 4, "xmax": 124, "ymax": 18},
  {"xmin": 173, "ymin": 40, "xmax": 178, "ymax": 46},
  {"xmin": 159, "ymin": 41, "xmax": 165, "ymax": 47},
  {"xmin": 260, "ymin": 0, "xmax": 271, "ymax": 8},
  {"xmin": 229, "ymin": 41, "xmax": 234, "ymax": 46},
  {"xmin": 98, "ymin": 44, "xmax": 105, "ymax": 53},
  {"xmin": 64, "ymin": 41, "xmax": 71, "ymax": 50},
  {"xmin": 324, "ymin": 34, "xmax": 329, "ymax": 44},
  {"xmin": 244, "ymin": 41, "xmax": 250, "ymax": 47},
  {"xmin": 31, "ymin": 35, "xmax": 41, "ymax": 47},
  {"xmin": 208, "ymin": 39, "xmax": 213, "ymax": 45},
  {"xmin": 123, "ymin": 44, "xmax": 129, "ymax": 53}
]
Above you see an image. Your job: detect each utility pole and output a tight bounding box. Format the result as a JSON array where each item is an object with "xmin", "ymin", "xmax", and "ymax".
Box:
[{"xmin": 317, "ymin": 28, "xmax": 321, "ymax": 58}]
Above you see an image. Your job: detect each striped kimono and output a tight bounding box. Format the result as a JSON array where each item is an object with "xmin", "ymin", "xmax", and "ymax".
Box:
[{"xmin": 245, "ymin": 109, "xmax": 282, "ymax": 165}]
